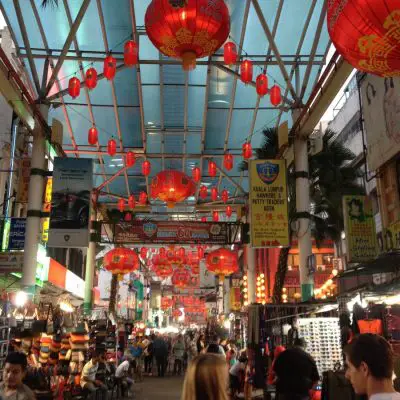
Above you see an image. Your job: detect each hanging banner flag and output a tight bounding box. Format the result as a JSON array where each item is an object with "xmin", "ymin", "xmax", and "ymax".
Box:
[
  {"xmin": 41, "ymin": 177, "xmax": 52, "ymax": 243},
  {"xmin": 8, "ymin": 218, "xmax": 26, "ymax": 250},
  {"xmin": 249, "ymin": 160, "xmax": 289, "ymax": 248},
  {"xmin": 343, "ymin": 195, "xmax": 377, "ymax": 263},
  {"xmin": 48, "ymin": 158, "xmax": 92, "ymax": 248},
  {"xmin": 16, "ymin": 157, "xmax": 31, "ymax": 203}
]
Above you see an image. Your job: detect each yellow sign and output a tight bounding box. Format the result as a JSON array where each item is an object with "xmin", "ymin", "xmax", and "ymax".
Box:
[
  {"xmin": 41, "ymin": 178, "xmax": 52, "ymax": 243},
  {"xmin": 249, "ymin": 160, "xmax": 289, "ymax": 248},
  {"xmin": 343, "ymin": 195, "xmax": 377, "ymax": 263},
  {"xmin": 384, "ymin": 220, "xmax": 400, "ymax": 251}
]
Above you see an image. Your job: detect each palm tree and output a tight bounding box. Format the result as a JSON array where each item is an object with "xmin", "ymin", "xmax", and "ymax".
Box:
[
  {"xmin": 240, "ymin": 128, "xmax": 364, "ymax": 303},
  {"xmin": 41, "ymin": 0, "xmax": 58, "ymax": 8}
]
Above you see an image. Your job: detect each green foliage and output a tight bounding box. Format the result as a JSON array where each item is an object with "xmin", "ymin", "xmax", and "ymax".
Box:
[{"xmin": 41, "ymin": 0, "xmax": 59, "ymax": 8}]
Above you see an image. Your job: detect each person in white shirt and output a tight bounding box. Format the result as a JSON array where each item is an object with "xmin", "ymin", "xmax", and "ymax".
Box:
[
  {"xmin": 344, "ymin": 334, "xmax": 400, "ymax": 400},
  {"xmin": 115, "ymin": 359, "xmax": 135, "ymax": 395},
  {"xmin": 81, "ymin": 351, "xmax": 108, "ymax": 399}
]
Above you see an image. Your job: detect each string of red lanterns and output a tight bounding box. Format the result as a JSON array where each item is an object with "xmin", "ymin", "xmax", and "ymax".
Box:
[{"xmin": 211, "ymin": 187, "xmax": 218, "ymax": 202}]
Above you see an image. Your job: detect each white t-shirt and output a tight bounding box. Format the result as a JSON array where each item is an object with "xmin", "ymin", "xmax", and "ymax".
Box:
[
  {"xmin": 230, "ymin": 361, "xmax": 246, "ymax": 377},
  {"xmin": 370, "ymin": 393, "xmax": 400, "ymax": 400},
  {"xmin": 115, "ymin": 360, "xmax": 130, "ymax": 378},
  {"xmin": 81, "ymin": 360, "xmax": 99, "ymax": 387}
]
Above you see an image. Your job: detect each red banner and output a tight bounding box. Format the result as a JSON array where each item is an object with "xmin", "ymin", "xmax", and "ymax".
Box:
[{"xmin": 284, "ymin": 272, "xmax": 331, "ymax": 288}]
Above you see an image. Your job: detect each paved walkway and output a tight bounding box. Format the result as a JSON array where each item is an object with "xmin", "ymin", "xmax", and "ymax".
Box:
[{"xmin": 133, "ymin": 376, "xmax": 184, "ymax": 400}]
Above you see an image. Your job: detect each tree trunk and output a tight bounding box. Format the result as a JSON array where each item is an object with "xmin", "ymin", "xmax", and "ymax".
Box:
[
  {"xmin": 272, "ymin": 247, "xmax": 290, "ymax": 303},
  {"xmin": 109, "ymin": 274, "xmax": 118, "ymax": 314}
]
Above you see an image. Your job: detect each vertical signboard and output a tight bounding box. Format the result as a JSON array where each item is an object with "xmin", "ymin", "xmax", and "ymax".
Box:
[
  {"xmin": 41, "ymin": 177, "xmax": 52, "ymax": 243},
  {"xmin": 48, "ymin": 158, "xmax": 92, "ymax": 248},
  {"xmin": 8, "ymin": 218, "xmax": 26, "ymax": 250},
  {"xmin": 343, "ymin": 195, "xmax": 377, "ymax": 263},
  {"xmin": 16, "ymin": 157, "xmax": 31, "ymax": 203},
  {"xmin": 249, "ymin": 160, "xmax": 289, "ymax": 248}
]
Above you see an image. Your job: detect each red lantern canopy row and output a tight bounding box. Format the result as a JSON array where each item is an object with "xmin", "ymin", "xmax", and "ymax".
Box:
[{"xmin": 104, "ymin": 248, "xmax": 139, "ymax": 275}]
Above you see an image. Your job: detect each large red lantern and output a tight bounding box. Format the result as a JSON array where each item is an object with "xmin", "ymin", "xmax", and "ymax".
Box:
[
  {"xmin": 161, "ymin": 297, "xmax": 173, "ymax": 311},
  {"xmin": 223, "ymin": 153, "xmax": 233, "ymax": 171},
  {"xmin": 151, "ymin": 170, "xmax": 196, "ymax": 208},
  {"xmin": 211, "ymin": 187, "xmax": 218, "ymax": 202},
  {"xmin": 242, "ymin": 142, "xmax": 252, "ymax": 159},
  {"xmin": 128, "ymin": 194, "xmax": 136, "ymax": 209},
  {"xmin": 104, "ymin": 248, "xmax": 139, "ymax": 275},
  {"xmin": 139, "ymin": 191, "xmax": 148, "ymax": 205},
  {"xmin": 126, "ymin": 151, "xmax": 136, "ymax": 167},
  {"xmin": 85, "ymin": 68, "xmax": 98, "ymax": 90},
  {"xmin": 104, "ymin": 55, "xmax": 117, "ymax": 80},
  {"xmin": 192, "ymin": 167, "xmax": 201, "ymax": 183},
  {"xmin": 240, "ymin": 60, "xmax": 253, "ymax": 84},
  {"xmin": 256, "ymin": 73, "xmax": 268, "ymax": 97},
  {"xmin": 108, "ymin": 139, "xmax": 117, "ymax": 156},
  {"xmin": 145, "ymin": 0, "xmax": 230, "ymax": 71},
  {"xmin": 171, "ymin": 268, "xmax": 191, "ymax": 289},
  {"xmin": 88, "ymin": 126, "xmax": 98, "ymax": 145},
  {"xmin": 327, "ymin": 1, "xmax": 400, "ymax": 77},
  {"xmin": 142, "ymin": 160, "xmax": 151, "ymax": 176},
  {"xmin": 124, "ymin": 40, "xmax": 139, "ymax": 66},
  {"xmin": 208, "ymin": 161, "xmax": 217, "ymax": 177},
  {"xmin": 118, "ymin": 198, "xmax": 125, "ymax": 212},
  {"xmin": 221, "ymin": 189, "xmax": 229, "ymax": 204},
  {"xmin": 68, "ymin": 77, "xmax": 80, "ymax": 98},
  {"xmin": 199, "ymin": 185, "xmax": 208, "ymax": 200},
  {"xmin": 213, "ymin": 210, "xmax": 219, "ymax": 222},
  {"xmin": 270, "ymin": 85, "xmax": 282, "ymax": 106},
  {"xmin": 224, "ymin": 42, "xmax": 237, "ymax": 65},
  {"xmin": 206, "ymin": 248, "xmax": 238, "ymax": 279}
]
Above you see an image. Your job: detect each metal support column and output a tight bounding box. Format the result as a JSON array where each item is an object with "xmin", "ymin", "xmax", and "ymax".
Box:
[
  {"xmin": 246, "ymin": 245, "xmax": 256, "ymax": 304},
  {"xmin": 84, "ymin": 206, "xmax": 96, "ymax": 315},
  {"xmin": 21, "ymin": 104, "xmax": 48, "ymax": 294}
]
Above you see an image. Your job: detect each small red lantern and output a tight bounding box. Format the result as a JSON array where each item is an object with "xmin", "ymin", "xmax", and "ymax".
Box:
[
  {"xmin": 208, "ymin": 161, "xmax": 217, "ymax": 177},
  {"xmin": 206, "ymin": 248, "xmax": 238, "ymax": 279},
  {"xmin": 124, "ymin": 212, "xmax": 132, "ymax": 222},
  {"xmin": 139, "ymin": 191, "xmax": 147, "ymax": 205},
  {"xmin": 85, "ymin": 67, "xmax": 98, "ymax": 90},
  {"xmin": 104, "ymin": 55, "xmax": 117, "ymax": 80},
  {"xmin": 126, "ymin": 151, "xmax": 136, "ymax": 167},
  {"xmin": 226, "ymin": 205, "xmax": 232, "ymax": 218},
  {"xmin": 124, "ymin": 40, "xmax": 138, "ymax": 66},
  {"xmin": 201, "ymin": 216, "xmax": 207, "ymax": 222},
  {"xmin": 213, "ymin": 210, "xmax": 219, "ymax": 222},
  {"xmin": 159, "ymin": 247, "xmax": 166, "ymax": 257},
  {"xmin": 173, "ymin": 309, "xmax": 182, "ymax": 318},
  {"xmin": 198, "ymin": 246, "xmax": 205, "ymax": 259},
  {"xmin": 192, "ymin": 167, "xmax": 201, "ymax": 183},
  {"xmin": 155, "ymin": 264, "xmax": 173, "ymax": 279},
  {"xmin": 108, "ymin": 139, "xmax": 117, "ymax": 156},
  {"xmin": 240, "ymin": 60, "xmax": 253, "ymax": 84},
  {"xmin": 256, "ymin": 73, "xmax": 268, "ymax": 97},
  {"xmin": 242, "ymin": 142, "xmax": 252, "ymax": 159},
  {"xmin": 224, "ymin": 42, "xmax": 237, "ymax": 65},
  {"xmin": 223, "ymin": 153, "xmax": 233, "ymax": 171},
  {"xmin": 118, "ymin": 198, "xmax": 125, "ymax": 212},
  {"xmin": 128, "ymin": 194, "xmax": 136, "ymax": 209},
  {"xmin": 161, "ymin": 297, "xmax": 173, "ymax": 311},
  {"xmin": 171, "ymin": 268, "xmax": 191, "ymax": 289},
  {"xmin": 140, "ymin": 247, "xmax": 148, "ymax": 259},
  {"xmin": 104, "ymin": 248, "xmax": 139, "ymax": 275},
  {"xmin": 211, "ymin": 187, "xmax": 218, "ymax": 202},
  {"xmin": 199, "ymin": 185, "xmax": 208, "ymax": 200},
  {"xmin": 178, "ymin": 247, "xmax": 186, "ymax": 258},
  {"xmin": 88, "ymin": 126, "xmax": 98, "ymax": 145},
  {"xmin": 221, "ymin": 189, "xmax": 229, "ymax": 204},
  {"xmin": 270, "ymin": 85, "xmax": 282, "ymax": 106},
  {"xmin": 68, "ymin": 77, "xmax": 80, "ymax": 98},
  {"xmin": 142, "ymin": 160, "xmax": 151, "ymax": 176}
]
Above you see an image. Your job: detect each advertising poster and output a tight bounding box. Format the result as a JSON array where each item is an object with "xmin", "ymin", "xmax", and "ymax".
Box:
[
  {"xmin": 8, "ymin": 218, "xmax": 26, "ymax": 250},
  {"xmin": 41, "ymin": 177, "xmax": 52, "ymax": 243},
  {"xmin": 343, "ymin": 195, "xmax": 377, "ymax": 263},
  {"xmin": 48, "ymin": 158, "xmax": 92, "ymax": 248},
  {"xmin": 16, "ymin": 157, "xmax": 31, "ymax": 203},
  {"xmin": 249, "ymin": 159, "xmax": 289, "ymax": 248},
  {"xmin": 383, "ymin": 220, "xmax": 400, "ymax": 251}
]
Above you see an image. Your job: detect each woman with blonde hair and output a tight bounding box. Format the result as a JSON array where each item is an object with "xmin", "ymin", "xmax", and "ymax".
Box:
[{"xmin": 181, "ymin": 353, "xmax": 228, "ymax": 400}]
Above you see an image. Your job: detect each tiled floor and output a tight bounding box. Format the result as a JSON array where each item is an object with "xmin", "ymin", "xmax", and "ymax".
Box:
[{"xmin": 133, "ymin": 376, "xmax": 184, "ymax": 400}]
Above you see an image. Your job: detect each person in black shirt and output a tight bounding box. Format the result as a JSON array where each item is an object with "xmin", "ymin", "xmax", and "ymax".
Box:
[{"xmin": 273, "ymin": 339, "xmax": 319, "ymax": 400}]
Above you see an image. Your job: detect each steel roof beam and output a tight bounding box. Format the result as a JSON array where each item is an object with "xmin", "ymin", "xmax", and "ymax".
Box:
[
  {"xmin": 45, "ymin": 0, "xmax": 91, "ymax": 97},
  {"xmin": 183, "ymin": 71, "xmax": 189, "ymax": 172},
  {"xmin": 96, "ymin": 165, "xmax": 129, "ymax": 192},
  {"xmin": 251, "ymin": 0, "xmax": 299, "ymax": 102},
  {"xmin": 160, "ymin": 52, "xmax": 165, "ymax": 171},
  {"xmin": 64, "ymin": 150, "xmax": 248, "ymax": 158}
]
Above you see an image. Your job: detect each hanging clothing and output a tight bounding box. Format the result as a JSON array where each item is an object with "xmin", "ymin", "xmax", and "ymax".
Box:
[{"xmin": 357, "ymin": 319, "xmax": 383, "ymax": 335}]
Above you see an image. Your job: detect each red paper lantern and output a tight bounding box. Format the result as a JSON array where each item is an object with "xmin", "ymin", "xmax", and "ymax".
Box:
[
  {"xmin": 151, "ymin": 170, "xmax": 196, "ymax": 208},
  {"xmin": 223, "ymin": 153, "xmax": 233, "ymax": 171},
  {"xmin": 327, "ymin": 1, "xmax": 400, "ymax": 77},
  {"xmin": 139, "ymin": 191, "xmax": 148, "ymax": 205},
  {"xmin": 224, "ymin": 42, "xmax": 237, "ymax": 65},
  {"xmin": 197, "ymin": 246, "xmax": 204, "ymax": 259},
  {"xmin": 140, "ymin": 247, "xmax": 148, "ymax": 259},
  {"xmin": 145, "ymin": 0, "xmax": 230, "ymax": 71},
  {"xmin": 128, "ymin": 194, "xmax": 136, "ymax": 209},
  {"xmin": 178, "ymin": 247, "xmax": 186, "ymax": 258},
  {"xmin": 171, "ymin": 268, "xmax": 191, "ymax": 289},
  {"xmin": 211, "ymin": 187, "xmax": 218, "ymax": 202},
  {"xmin": 124, "ymin": 40, "xmax": 138, "ymax": 66},
  {"xmin": 104, "ymin": 248, "xmax": 139, "ymax": 275},
  {"xmin": 126, "ymin": 151, "xmax": 136, "ymax": 167},
  {"xmin": 256, "ymin": 73, "xmax": 268, "ymax": 97},
  {"xmin": 221, "ymin": 189, "xmax": 229, "ymax": 204},
  {"xmin": 192, "ymin": 167, "xmax": 201, "ymax": 183},
  {"xmin": 159, "ymin": 247, "xmax": 166, "ymax": 257},
  {"xmin": 161, "ymin": 297, "xmax": 173, "ymax": 310},
  {"xmin": 208, "ymin": 161, "xmax": 217, "ymax": 177},
  {"xmin": 213, "ymin": 210, "xmax": 219, "ymax": 222},
  {"xmin": 118, "ymin": 198, "xmax": 125, "ymax": 212},
  {"xmin": 155, "ymin": 264, "xmax": 173, "ymax": 279},
  {"xmin": 124, "ymin": 212, "xmax": 132, "ymax": 222},
  {"xmin": 173, "ymin": 309, "xmax": 182, "ymax": 318},
  {"xmin": 142, "ymin": 160, "xmax": 151, "ymax": 176},
  {"xmin": 270, "ymin": 85, "xmax": 281, "ymax": 106},
  {"xmin": 242, "ymin": 142, "xmax": 252, "ymax": 159},
  {"xmin": 88, "ymin": 126, "xmax": 98, "ymax": 145},
  {"xmin": 68, "ymin": 77, "xmax": 80, "ymax": 98},
  {"xmin": 104, "ymin": 55, "xmax": 117, "ymax": 80},
  {"xmin": 205, "ymin": 248, "xmax": 238, "ymax": 278},
  {"xmin": 226, "ymin": 205, "xmax": 232, "ymax": 218},
  {"xmin": 199, "ymin": 185, "xmax": 208, "ymax": 200},
  {"xmin": 240, "ymin": 60, "xmax": 253, "ymax": 84},
  {"xmin": 108, "ymin": 139, "xmax": 117, "ymax": 156},
  {"xmin": 85, "ymin": 67, "xmax": 98, "ymax": 90},
  {"xmin": 201, "ymin": 216, "xmax": 207, "ymax": 222}
]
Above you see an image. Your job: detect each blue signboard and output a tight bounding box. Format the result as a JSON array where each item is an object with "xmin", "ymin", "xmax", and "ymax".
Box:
[{"xmin": 8, "ymin": 218, "xmax": 26, "ymax": 250}]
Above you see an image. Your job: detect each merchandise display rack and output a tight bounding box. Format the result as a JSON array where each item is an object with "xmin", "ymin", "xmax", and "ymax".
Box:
[{"xmin": 0, "ymin": 317, "xmax": 10, "ymax": 371}]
